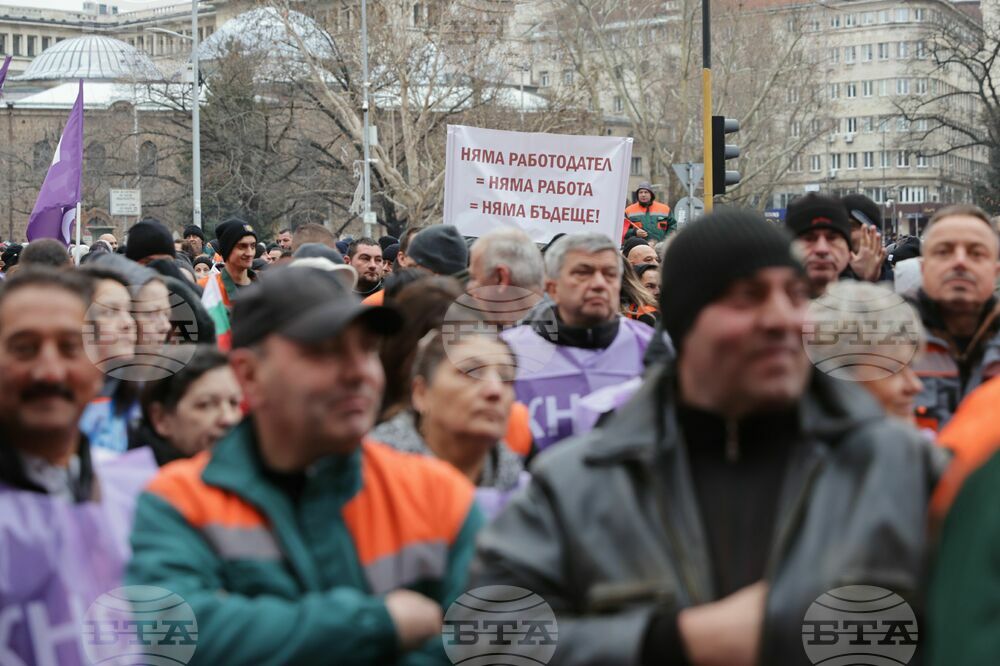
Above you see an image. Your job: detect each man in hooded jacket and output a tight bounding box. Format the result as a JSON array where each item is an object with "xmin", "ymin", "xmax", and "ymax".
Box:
[{"xmin": 623, "ymin": 182, "xmax": 675, "ymax": 243}]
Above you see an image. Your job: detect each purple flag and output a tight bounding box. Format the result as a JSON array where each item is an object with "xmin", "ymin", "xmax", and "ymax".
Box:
[
  {"xmin": 0, "ymin": 56, "xmax": 11, "ymax": 94},
  {"xmin": 26, "ymin": 80, "xmax": 84, "ymax": 245}
]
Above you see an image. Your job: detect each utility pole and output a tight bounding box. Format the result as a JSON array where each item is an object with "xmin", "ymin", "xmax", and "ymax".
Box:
[
  {"xmin": 190, "ymin": 0, "xmax": 202, "ymax": 229},
  {"xmin": 360, "ymin": 0, "xmax": 374, "ymax": 238},
  {"xmin": 702, "ymin": 0, "xmax": 713, "ymax": 211}
]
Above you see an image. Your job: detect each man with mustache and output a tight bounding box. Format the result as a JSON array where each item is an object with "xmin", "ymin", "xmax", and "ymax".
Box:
[
  {"xmin": 127, "ymin": 265, "xmax": 483, "ymax": 663},
  {"xmin": 0, "ymin": 268, "xmax": 158, "ymax": 664},
  {"xmin": 346, "ymin": 237, "xmax": 385, "ymax": 298},
  {"xmin": 472, "ymin": 211, "xmax": 934, "ymax": 666},
  {"xmin": 909, "ymin": 204, "xmax": 1000, "ymax": 431}
]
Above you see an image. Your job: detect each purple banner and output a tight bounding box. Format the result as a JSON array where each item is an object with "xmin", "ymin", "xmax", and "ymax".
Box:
[
  {"xmin": 0, "ymin": 448, "xmax": 157, "ymax": 666},
  {"xmin": 0, "ymin": 56, "xmax": 12, "ymax": 95}
]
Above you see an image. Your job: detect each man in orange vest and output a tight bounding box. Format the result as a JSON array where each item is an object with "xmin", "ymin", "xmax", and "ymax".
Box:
[
  {"xmin": 622, "ymin": 182, "xmax": 675, "ymax": 243},
  {"xmin": 127, "ymin": 265, "xmax": 483, "ymax": 663}
]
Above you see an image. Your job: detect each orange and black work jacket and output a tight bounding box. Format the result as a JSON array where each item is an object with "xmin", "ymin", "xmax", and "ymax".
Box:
[
  {"xmin": 909, "ymin": 291, "xmax": 1000, "ymax": 432},
  {"xmin": 126, "ymin": 418, "xmax": 483, "ymax": 664}
]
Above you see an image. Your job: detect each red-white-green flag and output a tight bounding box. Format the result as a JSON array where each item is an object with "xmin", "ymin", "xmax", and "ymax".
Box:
[{"xmin": 201, "ymin": 271, "xmax": 231, "ymax": 351}]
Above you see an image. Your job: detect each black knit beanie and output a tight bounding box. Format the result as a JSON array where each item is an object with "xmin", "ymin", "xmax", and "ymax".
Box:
[
  {"xmin": 215, "ymin": 219, "xmax": 258, "ymax": 263},
  {"xmin": 622, "ymin": 236, "xmax": 651, "ymax": 258},
  {"xmin": 784, "ymin": 192, "xmax": 852, "ymax": 248},
  {"xmin": 182, "ymin": 224, "xmax": 206, "ymax": 242},
  {"xmin": 660, "ymin": 209, "xmax": 803, "ymax": 351},
  {"xmin": 125, "ymin": 219, "xmax": 175, "ymax": 262}
]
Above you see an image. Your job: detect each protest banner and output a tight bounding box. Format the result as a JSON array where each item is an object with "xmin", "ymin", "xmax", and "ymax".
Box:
[{"xmin": 443, "ymin": 125, "xmax": 633, "ymax": 243}]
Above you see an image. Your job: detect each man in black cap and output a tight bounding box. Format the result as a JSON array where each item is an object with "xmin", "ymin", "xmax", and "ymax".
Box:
[
  {"xmin": 784, "ymin": 193, "xmax": 853, "ymax": 297},
  {"xmin": 622, "ymin": 236, "xmax": 659, "ymax": 267},
  {"xmin": 472, "ymin": 209, "xmax": 934, "ymax": 666},
  {"xmin": 199, "ymin": 218, "xmax": 258, "ymax": 308},
  {"xmin": 183, "ymin": 224, "xmax": 209, "ymax": 257},
  {"xmin": 125, "ymin": 218, "xmax": 176, "ymax": 266},
  {"xmin": 406, "ymin": 224, "xmax": 469, "ymax": 277},
  {"xmin": 0, "ymin": 243, "xmax": 21, "ymax": 274},
  {"xmin": 841, "ymin": 193, "xmax": 891, "ymax": 282},
  {"xmin": 127, "ymin": 265, "xmax": 484, "ymax": 664}
]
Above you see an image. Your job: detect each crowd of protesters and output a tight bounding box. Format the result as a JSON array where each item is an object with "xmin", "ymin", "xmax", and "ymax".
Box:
[{"xmin": 0, "ymin": 185, "xmax": 999, "ymax": 665}]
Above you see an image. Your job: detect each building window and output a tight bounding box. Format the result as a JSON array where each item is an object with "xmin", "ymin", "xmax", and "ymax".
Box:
[
  {"xmin": 830, "ymin": 153, "xmax": 842, "ymax": 170},
  {"xmin": 915, "ymin": 78, "xmax": 928, "ymax": 95},
  {"xmin": 895, "ymin": 8, "xmax": 908, "ymax": 22},
  {"xmin": 0, "ymin": 36, "xmax": 5, "ymax": 55},
  {"xmin": 878, "ymin": 42, "xmax": 890, "ymax": 60},
  {"xmin": 790, "ymin": 156, "xmax": 803, "ymax": 173},
  {"xmin": 539, "ymin": 71, "xmax": 549, "ymax": 87},
  {"xmin": 139, "ymin": 141, "xmax": 158, "ymax": 176},
  {"xmin": 917, "ymin": 154, "xmax": 929, "ymax": 168},
  {"xmin": 845, "ymin": 13, "xmax": 856, "ymax": 27},
  {"xmin": 562, "ymin": 70, "xmax": 573, "ymax": 85},
  {"xmin": 880, "ymin": 151, "xmax": 891, "ymax": 168},
  {"xmin": 13, "ymin": 35, "xmax": 20, "ymax": 56},
  {"xmin": 896, "ymin": 78, "xmax": 910, "ymax": 95},
  {"xmin": 829, "ymin": 83, "xmax": 839, "ymax": 100},
  {"xmin": 630, "ymin": 156, "xmax": 642, "ymax": 176},
  {"xmin": 85, "ymin": 142, "xmax": 106, "ymax": 174},
  {"xmin": 830, "ymin": 15, "xmax": 841, "ymax": 28},
  {"xmin": 862, "ymin": 44, "xmax": 873, "ymax": 62},
  {"xmin": 844, "ymin": 46, "xmax": 856, "ymax": 64},
  {"xmin": 846, "ymin": 82, "xmax": 857, "ymax": 98},
  {"xmin": 862, "ymin": 12, "xmax": 875, "ymax": 25},
  {"xmin": 863, "ymin": 151, "xmax": 874, "ymax": 169},
  {"xmin": 897, "ymin": 151, "xmax": 910, "ymax": 167},
  {"xmin": 897, "ymin": 116, "xmax": 910, "ymax": 132},
  {"xmin": 915, "ymin": 41, "xmax": 927, "ymax": 59},
  {"xmin": 788, "ymin": 88, "xmax": 801, "ymax": 103},
  {"xmin": 897, "ymin": 42, "xmax": 909, "ymax": 59},
  {"xmin": 879, "ymin": 10, "xmax": 890, "ymax": 23},
  {"xmin": 847, "ymin": 152, "xmax": 858, "ymax": 169},
  {"xmin": 863, "ymin": 116, "xmax": 874, "ymax": 133},
  {"xmin": 26, "ymin": 36, "xmax": 36, "ymax": 57},
  {"xmin": 845, "ymin": 117, "xmax": 858, "ymax": 134},
  {"xmin": 614, "ymin": 96, "xmax": 624, "ymax": 113},
  {"xmin": 862, "ymin": 80, "xmax": 873, "ymax": 97},
  {"xmin": 810, "ymin": 155, "xmax": 823, "ymax": 172},
  {"xmin": 791, "ymin": 121, "xmax": 802, "ymax": 137},
  {"xmin": 914, "ymin": 8, "xmax": 925, "ymax": 22},
  {"xmin": 41, "ymin": 36, "xmax": 50, "ymax": 51},
  {"xmin": 829, "ymin": 47, "xmax": 840, "ymax": 64}
]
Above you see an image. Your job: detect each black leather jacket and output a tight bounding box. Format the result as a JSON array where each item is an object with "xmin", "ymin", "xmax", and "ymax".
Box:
[{"xmin": 471, "ymin": 363, "xmax": 939, "ymax": 665}]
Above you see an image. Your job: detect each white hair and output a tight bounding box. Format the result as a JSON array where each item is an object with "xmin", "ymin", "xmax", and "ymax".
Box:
[{"xmin": 473, "ymin": 227, "xmax": 545, "ymax": 291}]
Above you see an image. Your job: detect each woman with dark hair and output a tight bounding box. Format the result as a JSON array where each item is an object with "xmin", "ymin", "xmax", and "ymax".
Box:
[
  {"xmin": 370, "ymin": 329, "xmax": 525, "ymax": 518},
  {"xmin": 129, "ymin": 345, "xmax": 242, "ymax": 465},
  {"xmin": 378, "ymin": 275, "xmax": 462, "ymax": 420}
]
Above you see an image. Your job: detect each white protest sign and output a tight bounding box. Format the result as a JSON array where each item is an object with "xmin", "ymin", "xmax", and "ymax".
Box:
[{"xmin": 443, "ymin": 125, "xmax": 633, "ymax": 243}]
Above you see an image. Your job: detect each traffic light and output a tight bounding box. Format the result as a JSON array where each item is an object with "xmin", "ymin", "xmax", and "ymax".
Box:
[{"xmin": 711, "ymin": 115, "xmax": 741, "ymax": 195}]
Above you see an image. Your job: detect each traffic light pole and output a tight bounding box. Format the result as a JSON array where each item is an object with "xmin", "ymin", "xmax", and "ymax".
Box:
[{"xmin": 702, "ymin": 0, "xmax": 713, "ymax": 212}]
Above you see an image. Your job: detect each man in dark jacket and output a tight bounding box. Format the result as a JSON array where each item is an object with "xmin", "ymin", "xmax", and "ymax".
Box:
[
  {"xmin": 472, "ymin": 210, "xmax": 934, "ymax": 665},
  {"xmin": 908, "ymin": 204, "xmax": 1000, "ymax": 431}
]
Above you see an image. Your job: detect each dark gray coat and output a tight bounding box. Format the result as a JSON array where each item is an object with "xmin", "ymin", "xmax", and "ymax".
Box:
[{"xmin": 471, "ymin": 363, "xmax": 937, "ymax": 665}]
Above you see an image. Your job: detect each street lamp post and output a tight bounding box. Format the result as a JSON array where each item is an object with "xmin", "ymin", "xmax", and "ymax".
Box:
[
  {"xmin": 360, "ymin": 0, "xmax": 374, "ymax": 238},
  {"xmin": 146, "ymin": 14, "xmax": 200, "ymax": 229}
]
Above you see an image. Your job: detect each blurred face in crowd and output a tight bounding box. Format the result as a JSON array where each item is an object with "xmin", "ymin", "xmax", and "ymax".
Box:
[
  {"xmin": 99, "ymin": 234, "xmax": 118, "ymax": 251},
  {"xmin": 185, "ymin": 234, "xmax": 204, "ymax": 255},
  {"xmin": 194, "ymin": 262, "xmax": 212, "ymax": 279},
  {"xmin": 85, "ymin": 279, "xmax": 136, "ymax": 369},
  {"xmin": 862, "ymin": 366, "xmax": 923, "ymax": 425},
  {"xmin": 0, "ymin": 285, "xmax": 103, "ymax": 448},
  {"xmin": 412, "ymin": 337, "xmax": 515, "ymax": 455},
  {"xmin": 626, "ymin": 244, "xmax": 658, "ymax": 267},
  {"xmin": 277, "ymin": 230, "xmax": 293, "ymax": 250},
  {"xmin": 679, "ymin": 267, "xmax": 811, "ymax": 417},
  {"xmin": 134, "ymin": 280, "xmax": 172, "ymax": 355},
  {"xmin": 637, "ymin": 189, "xmax": 652, "ymax": 205},
  {"xmin": 793, "ymin": 229, "xmax": 851, "ymax": 296},
  {"xmin": 267, "ymin": 248, "xmax": 283, "ymax": 264},
  {"xmin": 548, "ymin": 249, "xmax": 621, "ymax": 328},
  {"xmin": 922, "ymin": 215, "xmax": 1000, "ymax": 314},
  {"xmin": 383, "ymin": 260, "xmax": 394, "ymax": 278},
  {"xmin": 228, "ymin": 236, "xmax": 257, "ymax": 272},
  {"xmin": 641, "ymin": 269, "xmax": 661, "ymax": 300},
  {"xmin": 348, "ymin": 243, "xmax": 384, "ymax": 287},
  {"xmin": 150, "ymin": 366, "xmax": 243, "ymax": 456},
  {"xmin": 231, "ymin": 322, "xmax": 384, "ymax": 469}
]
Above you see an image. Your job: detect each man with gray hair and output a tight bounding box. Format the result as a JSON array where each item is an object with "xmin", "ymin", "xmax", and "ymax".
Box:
[
  {"xmin": 500, "ymin": 232, "xmax": 654, "ymax": 451},
  {"xmin": 467, "ymin": 228, "xmax": 545, "ymax": 327}
]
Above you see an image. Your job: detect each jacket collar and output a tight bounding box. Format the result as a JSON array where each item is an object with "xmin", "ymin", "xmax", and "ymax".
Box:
[{"xmin": 583, "ymin": 361, "xmax": 886, "ymax": 465}]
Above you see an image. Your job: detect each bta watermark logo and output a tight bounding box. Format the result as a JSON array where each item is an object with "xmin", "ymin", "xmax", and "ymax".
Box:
[
  {"xmin": 443, "ymin": 586, "xmax": 558, "ymax": 666},
  {"xmin": 802, "ymin": 585, "xmax": 918, "ymax": 666},
  {"xmin": 82, "ymin": 586, "xmax": 198, "ymax": 665},
  {"xmin": 803, "ymin": 281, "xmax": 922, "ymax": 382}
]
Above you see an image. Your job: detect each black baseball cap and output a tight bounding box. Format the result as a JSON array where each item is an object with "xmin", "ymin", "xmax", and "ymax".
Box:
[{"xmin": 230, "ymin": 265, "xmax": 402, "ymax": 348}]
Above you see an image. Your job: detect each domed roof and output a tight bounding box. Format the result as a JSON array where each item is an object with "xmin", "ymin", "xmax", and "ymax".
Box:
[
  {"xmin": 199, "ymin": 7, "xmax": 334, "ymax": 75},
  {"xmin": 13, "ymin": 35, "xmax": 161, "ymax": 82}
]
